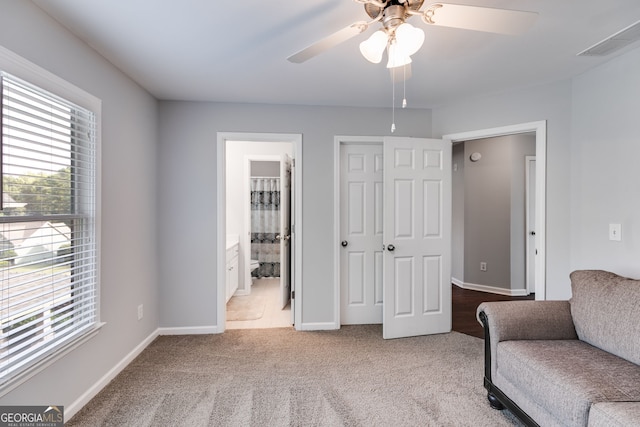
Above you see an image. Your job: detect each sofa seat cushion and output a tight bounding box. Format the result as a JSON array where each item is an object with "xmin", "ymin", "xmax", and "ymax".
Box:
[
  {"xmin": 588, "ymin": 402, "xmax": 640, "ymax": 427},
  {"xmin": 495, "ymin": 340, "xmax": 640, "ymax": 426}
]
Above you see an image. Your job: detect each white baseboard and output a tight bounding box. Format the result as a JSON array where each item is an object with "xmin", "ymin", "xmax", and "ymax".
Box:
[
  {"xmin": 65, "ymin": 320, "xmax": 338, "ymax": 420},
  {"xmin": 451, "ymin": 277, "xmax": 464, "ymax": 287},
  {"xmin": 296, "ymin": 322, "xmax": 340, "ymax": 331},
  {"xmin": 158, "ymin": 325, "xmax": 220, "ymax": 335},
  {"xmin": 66, "ymin": 328, "xmax": 159, "ymax": 420},
  {"xmin": 66, "ymin": 325, "xmax": 221, "ymax": 419},
  {"xmin": 452, "ymin": 279, "xmax": 529, "ymax": 297}
]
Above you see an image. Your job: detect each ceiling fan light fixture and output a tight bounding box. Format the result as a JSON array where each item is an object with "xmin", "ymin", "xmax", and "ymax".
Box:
[
  {"xmin": 386, "ymin": 40, "xmax": 412, "ymax": 68},
  {"xmin": 394, "ymin": 23, "xmax": 425, "ymax": 57},
  {"xmin": 359, "ymin": 30, "xmax": 388, "ymax": 63}
]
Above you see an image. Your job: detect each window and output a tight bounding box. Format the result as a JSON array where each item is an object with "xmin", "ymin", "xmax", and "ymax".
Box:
[{"xmin": 0, "ymin": 69, "xmax": 99, "ymax": 390}]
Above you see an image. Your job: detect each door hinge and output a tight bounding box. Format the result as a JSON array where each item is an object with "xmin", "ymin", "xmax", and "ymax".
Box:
[
  {"xmin": 291, "ymin": 290, "xmax": 295, "ymax": 300},
  {"xmin": 292, "ymin": 158, "xmax": 295, "ymax": 167}
]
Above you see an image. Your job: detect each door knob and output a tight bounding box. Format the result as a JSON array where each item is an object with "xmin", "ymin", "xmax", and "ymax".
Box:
[
  {"xmin": 387, "ymin": 244, "xmax": 395, "ymax": 252},
  {"xmin": 341, "ymin": 241, "xmax": 348, "ymax": 247},
  {"xmin": 276, "ymin": 234, "xmax": 281, "ymax": 241}
]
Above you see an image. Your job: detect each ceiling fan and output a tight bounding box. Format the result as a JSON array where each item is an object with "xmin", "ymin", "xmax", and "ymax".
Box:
[{"xmin": 287, "ymin": 0, "xmax": 538, "ymax": 67}]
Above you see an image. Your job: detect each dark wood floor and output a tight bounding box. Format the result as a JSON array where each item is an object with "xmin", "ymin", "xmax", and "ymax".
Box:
[{"xmin": 452, "ymin": 285, "xmax": 534, "ymax": 339}]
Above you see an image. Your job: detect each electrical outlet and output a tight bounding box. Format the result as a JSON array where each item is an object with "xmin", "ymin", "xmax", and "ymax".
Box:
[
  {"xmin": 480, "ymin": 262, "xmax": 487, "ymax": 272},
  {"xmin": 137, "ymin": 304, "xmax": 143, "ymax": 321}
]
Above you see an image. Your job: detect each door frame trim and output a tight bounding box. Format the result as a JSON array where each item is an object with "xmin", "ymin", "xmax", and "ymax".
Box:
[
  {"xmin": 333, "ymin": 136, "xmax": 384, "ymax": 328},
  {"xmin": 443, "ymin": 121, "xmax": 547, "ymax": 299},
  {"xmin": 217, "ymin": 132, "xmax": 303, "ymax": 332}
]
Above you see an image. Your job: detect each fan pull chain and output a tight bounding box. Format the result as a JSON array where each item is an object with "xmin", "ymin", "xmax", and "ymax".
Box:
[
  {"xmin": 391, "ymin": 67, "xmax": 396, "ymax": 133},
  {"xmin": 402, "ymin": 64, "xmax": 407, "ymax": 109}
]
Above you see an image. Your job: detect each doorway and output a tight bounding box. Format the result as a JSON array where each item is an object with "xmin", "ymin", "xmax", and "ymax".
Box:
[
  {"xmin": 227, "ymin": 156, "xmax": 291, "ymax": 329},
  {"xmin": 451, "ymin": 134, "xmax": 535, "ymax": 296},
  {"xmin": 216, "ymin": 133, "xmax": 303, "ymax": 332},
  {"xmin": 444, "ymin": 121, "xmax": 547, "ymax": 299}
]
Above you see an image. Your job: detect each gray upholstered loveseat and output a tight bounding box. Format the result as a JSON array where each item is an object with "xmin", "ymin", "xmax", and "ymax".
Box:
[{"xmin": 477, "ymin": 270, "xmax": 640, "ymax": 426}]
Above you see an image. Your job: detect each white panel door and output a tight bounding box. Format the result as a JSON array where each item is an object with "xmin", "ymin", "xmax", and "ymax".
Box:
[
  {"xmin": 383, "ymin": 137, "xmax": 452, "ymax": 339},
  {"xmin": 340, "ymin": 144, "xmax": 384, "ymax": 324},
  {"xmin": 280, "ymin": 154, "xmax": 292, "ymax": 309}
]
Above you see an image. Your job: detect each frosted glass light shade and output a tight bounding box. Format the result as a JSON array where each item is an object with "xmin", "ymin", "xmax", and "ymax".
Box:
[
  {"xmin": 395, "ymin": 23, "xmax": 425, "ymax": 57},
  {"xmin": 386, "ymin": 40, "xmax": 412, "ymax": 68},
  {"xmin": 359, "ymin": 30, "xmax": 388, "ymax": 64}
]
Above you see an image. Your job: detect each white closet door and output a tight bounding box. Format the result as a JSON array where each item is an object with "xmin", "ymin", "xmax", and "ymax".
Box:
[
  {"xmin": 382, "ymin": 137, "xmax": 452, "ymax": 339},
  {"xmin": 340, "ymin": 144, "xmax": 384, "ymax": 324}
]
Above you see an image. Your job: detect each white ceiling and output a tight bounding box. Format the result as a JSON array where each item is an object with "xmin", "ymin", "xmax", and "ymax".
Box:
[{"xmin": 32, "ymin": 0, "xmax": 640, "ymax": 108}]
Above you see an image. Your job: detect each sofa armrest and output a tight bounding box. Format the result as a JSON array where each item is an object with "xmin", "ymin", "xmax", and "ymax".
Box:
[
  {"xmin": 477, "ymin": 300, "xmax": 577, "ymax": 343},
  {"xmin": 477, "ymin": 300, "xmax": 577, "ymax": 383}
]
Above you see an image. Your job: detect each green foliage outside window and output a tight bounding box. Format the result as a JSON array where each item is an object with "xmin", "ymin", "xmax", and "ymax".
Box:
[{"xmin": 2, "ymin": 167, "xmax": 72, "ymax": 216}]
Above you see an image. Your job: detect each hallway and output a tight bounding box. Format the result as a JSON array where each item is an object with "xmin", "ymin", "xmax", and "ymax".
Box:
[{"xmin": 452, "ymin": 285, "xmax": 535, "ymax": 338}]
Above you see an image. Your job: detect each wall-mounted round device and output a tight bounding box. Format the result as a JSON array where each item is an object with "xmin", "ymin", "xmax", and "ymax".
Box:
[{"xmin": 470, "ymin": 152, "xmax": 482, "ymax": 162}]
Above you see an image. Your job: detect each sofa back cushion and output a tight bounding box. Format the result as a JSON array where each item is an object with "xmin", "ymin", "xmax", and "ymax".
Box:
[{"xmin": 569, "ymin": 270, "xmax": 640, "ymax": 365}]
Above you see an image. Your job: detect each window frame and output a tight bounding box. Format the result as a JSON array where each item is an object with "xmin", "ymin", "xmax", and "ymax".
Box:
[{"xmin": 0, "ymin": 45, "xmax": 102, "ymax": 396}]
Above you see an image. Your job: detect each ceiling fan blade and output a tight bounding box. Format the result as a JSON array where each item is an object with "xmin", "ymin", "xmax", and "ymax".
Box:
[
  {"xmin": 423, "ymin": 3, "xmax": 538, "ymax": 35},
  {"xmin": 287, "ymin": 22, "xmax": 368, "ymax": 63}
]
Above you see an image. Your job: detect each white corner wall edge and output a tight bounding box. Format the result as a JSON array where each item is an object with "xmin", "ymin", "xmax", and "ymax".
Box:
[{"xmin": 66, "ymin": 329, "xmax": 160, "ymax": 420}]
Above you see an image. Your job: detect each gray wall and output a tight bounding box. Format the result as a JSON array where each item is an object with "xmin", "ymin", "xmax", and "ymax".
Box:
[
  {"xmin": 433, "ymin": 80, "xmax": 573, "ymax": 300},
  {"xmin": 570, "ymin": 46, "xmax": 640, "ymax": 278},
  {"xmin": 465, "ymin": 138, "xmax": 513, "ymax": 289},
  {"xmin": 452, "ymin": 135, "xmax": 535, "ymax": 292},
  {"xmin": 3, "ymin": 0, "xmax": 640, "ymax": 413},
  {"xmin": 464, "ymin": 137, "xmax": 513, "ymax": 288},
  {"xmin": 0, "ymin": 1, "xmax": 159, "ymax": 409},
  {"xmin": 435, "ymin": 45, "xmax": 640, "ymax": 298},
  {"xmin": 157, "ymin": 102, "xmax": 432, "ymax": 328},
  {"xmin": 252, "ymin": 161, "xmax": 280, "ymax": 177}
]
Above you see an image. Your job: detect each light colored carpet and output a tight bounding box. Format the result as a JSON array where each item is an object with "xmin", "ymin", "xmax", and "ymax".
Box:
[
  {"xmin": 67, "ymin": 326, "xmax": 522, "ymax": 426},
  {"xmin": 226, "ymin": 295, "xmax": 266, "ymax": 321}
]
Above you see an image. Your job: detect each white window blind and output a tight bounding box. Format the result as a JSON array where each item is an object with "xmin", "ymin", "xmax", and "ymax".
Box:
[{"xmin": 0, "ymin": 71, "xmax": 97, "ymax": 387}]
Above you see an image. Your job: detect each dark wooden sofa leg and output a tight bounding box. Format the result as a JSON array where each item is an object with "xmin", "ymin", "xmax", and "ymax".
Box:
[{"xmin": 488, "ymin": 392, "xmax": 505, "ymax": 410}]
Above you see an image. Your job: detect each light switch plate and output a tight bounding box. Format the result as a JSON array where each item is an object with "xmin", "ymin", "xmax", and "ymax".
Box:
[{"xmin": 609, "ymin": 224, "xmax": 622, "ymax": 241}]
